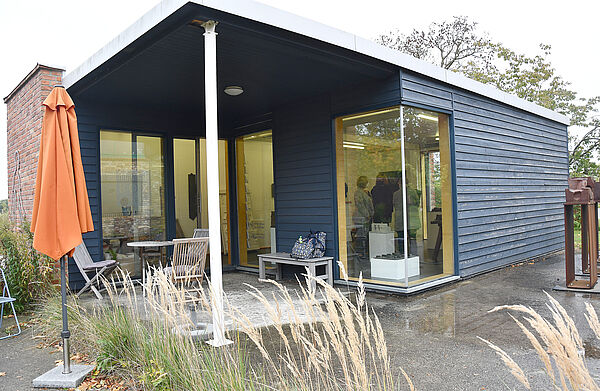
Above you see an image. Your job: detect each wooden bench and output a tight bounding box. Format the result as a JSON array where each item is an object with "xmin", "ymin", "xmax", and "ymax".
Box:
[{"xmin": 258, "ymin": 252, "xmax": 334, "ymax": 292}]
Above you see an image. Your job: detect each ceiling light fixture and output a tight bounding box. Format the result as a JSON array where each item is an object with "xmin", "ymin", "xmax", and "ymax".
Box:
[
  {"xmin": 343, "ymin": 141, "xmax": 365, "ymax": 149},
  {"xmin": 343, "ymin": 108, "xmax": 399, "ymax": 122},
  {"xmin": 417, "ymin": 113, "xmax": 438, "ymax": 122},
  {"xmin": 224, "ymin": 86, "xmax": 244, "ymax": 96}
]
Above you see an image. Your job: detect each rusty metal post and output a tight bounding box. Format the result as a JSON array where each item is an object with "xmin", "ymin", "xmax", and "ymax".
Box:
[
  {"xmin": 582, "ymin": 205, "xmax": 589, "ymax": 273},
  {"xmin": 564, "ymin": 177, "xmax": 599, "ymax": 289},
  {"xmin": 565, "ymin": 204, "xmax": 575, "ymax": 286},
  {"xmin": 586, "ymin": 203, "xmax": 598, "ymax": 288}
]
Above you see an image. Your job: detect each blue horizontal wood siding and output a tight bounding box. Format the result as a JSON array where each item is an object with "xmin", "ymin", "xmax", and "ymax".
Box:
[
  {"xmin": 330, "ymin": 74, "xmax": 400, "ymax": 115},
  {"xmin": 69, "ymin": 102, "xmax": 101, "ymax": 289},
  {"xmin": 401, "ymin": 71, "xmax": 568, "ymax": 277},
  {"xmin": 272, "ymin": 95, "xmax": 337, "ymax": 258},
  {"xmin": 453, "ymin": 90, "xmax": 568, "ymax": 276},
  {"xmin": 401, "ymin": 71, "xmax": 453, "ymax": 111},
  {"xmin": 402, "ymin": 71, "xmax": 568, "ymax": 277}
]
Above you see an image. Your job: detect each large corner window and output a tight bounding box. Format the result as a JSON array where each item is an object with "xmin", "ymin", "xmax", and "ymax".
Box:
[
  {"xmin": 100, "ymin": 130, "xmax": 166, "ymax": 278},
  {"xmin": 336, "ymin": 106, "xmax": 454, "ymax": 287}
]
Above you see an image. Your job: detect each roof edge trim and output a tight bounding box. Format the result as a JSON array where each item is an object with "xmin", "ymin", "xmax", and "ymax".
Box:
[{"xmin": 62, "ymin": 0, "xmax": 571, "ymax": 125}]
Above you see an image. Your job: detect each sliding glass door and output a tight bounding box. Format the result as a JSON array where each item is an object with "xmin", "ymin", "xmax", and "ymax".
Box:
[
  {"xmin": 236, "ymin": 130, "xmax": 275, "ymax": 267},
  {"xmin": 336, "ymin": 106, "xmax": 454, "ymax": 287},
  {"xmin": 100, "ymin": 131, "xmax": 166, "ymax": 278}
]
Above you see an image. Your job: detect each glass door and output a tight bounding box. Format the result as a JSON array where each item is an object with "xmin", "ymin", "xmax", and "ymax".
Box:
[
  {"xmin": 100, "ymin": 131, "xmax": 166, "ymax": 278},
  {"xmin": 173, "ymin": 138, "xmax": 231, "ymax": 265},
  {"xmin": 236, "ymin": 130, "xmax": 274, "ymax": 267}
]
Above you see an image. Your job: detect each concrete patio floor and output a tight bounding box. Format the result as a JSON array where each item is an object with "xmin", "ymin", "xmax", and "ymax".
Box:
[
  {"xmin": 368, "ymin": 252, "xmax": 600, "ymax": 389},
  {"xmin": 3, "ymin": 251, "xmax": 600, "ymax": 390},
  {"xmin": 77, "ymin": 271, "xmax": 331, "ymax": 336}
]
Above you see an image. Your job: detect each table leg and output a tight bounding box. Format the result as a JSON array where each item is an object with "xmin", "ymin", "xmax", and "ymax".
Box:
[
  {"xmin": 308, "ymin": 263, "xmax": 316, "ymax": 293},
  {"xmin": 276, "ymin": 263, "xmax": 282, "ymax": 280},
  {"xmin": 327, "ymin": 260, "xmax": 334, "ymax": 286},
  {"xmin": 140, "ymin": 247, "xmax": 146, "ymax": 289}
]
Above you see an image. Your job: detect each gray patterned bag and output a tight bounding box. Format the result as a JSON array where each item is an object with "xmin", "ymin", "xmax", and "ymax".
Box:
[{"xmin": 291, "ymin": 231, "xmax": 326, "ymax": 259}]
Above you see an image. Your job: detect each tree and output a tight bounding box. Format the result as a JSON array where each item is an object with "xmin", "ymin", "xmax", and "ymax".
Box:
[
  {"xmin": 378, "ymin": 17, "xmax": 600, "ymax": 178},
  {"xmin": 377, "ymin": 16, "xmax": 495, "ymax": 72}
]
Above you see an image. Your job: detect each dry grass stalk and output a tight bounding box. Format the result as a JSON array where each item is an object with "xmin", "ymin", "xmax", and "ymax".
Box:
[
  {"xmin": 484, "ymin": 292, "xmax": 600, "ymax": 391},
  {"xmin": 37, "ymin": 265, "xmax": 409, "ymax": 391},
  {"xmin": 478, "ymin": 336, "xmax": 531, "ymax": 389},
  {"xmin": 226, "ymin": 269, "xmax": 403, "ymax": 390}
]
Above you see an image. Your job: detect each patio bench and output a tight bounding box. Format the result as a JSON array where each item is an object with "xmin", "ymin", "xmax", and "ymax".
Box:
[{"xmin": 258, "ymin": 252, "xmax": 334, "ymax": 292}]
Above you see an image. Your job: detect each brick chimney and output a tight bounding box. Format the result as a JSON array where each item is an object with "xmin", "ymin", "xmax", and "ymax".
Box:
[{"xmin": 4, "ymin": 63, "xmax": 65, "ymax": 225}]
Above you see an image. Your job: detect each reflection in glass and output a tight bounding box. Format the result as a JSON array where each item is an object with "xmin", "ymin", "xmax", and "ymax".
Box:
[
  {"xmin": 174, "ymin": 138, "xmax": 231, "ymax": 265},
  {"xmin": 236, "ymin": 131, "xmax": 274, "ymax": 267},
  {"xmin": 197, "ymin": 139, "xmax": 231, "ymax": 265},
  {"xmin": 100, "ymin": 131, "xmax": 166, "ymax": 278},
  {"xmin": 337, "ymin": 106, "xmax": 454, "ymax": 287},
  {"xmin": 173, "ymin": 138, "xmax": 198, "ymax": 238}
]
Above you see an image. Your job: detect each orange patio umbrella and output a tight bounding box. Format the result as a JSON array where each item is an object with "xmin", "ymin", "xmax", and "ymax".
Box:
[
  {"xmin": 31, "ymin": 86, "xmax": 94, "ymax": 374},
  {"xmin": 31, "ymin": 87, "xmax": 93, "ymax": 258}
]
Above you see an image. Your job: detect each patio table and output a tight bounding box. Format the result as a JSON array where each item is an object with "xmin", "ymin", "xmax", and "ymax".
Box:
[{"xmin": 127, "ymin": 240, "xmax": 174, "ymax": 285}]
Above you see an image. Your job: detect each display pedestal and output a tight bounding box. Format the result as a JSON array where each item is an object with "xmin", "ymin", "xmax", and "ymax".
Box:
[
  {"xmin": 368, "ymin": 231, "xmax": 394, "ymax": 258},
  {"xmin": 370, "ymin": 256, "xmax": 420, "ymax": 280},
  {"xmin": 270, "ymin": 228, "xmax": 276, "ymax": 253}
]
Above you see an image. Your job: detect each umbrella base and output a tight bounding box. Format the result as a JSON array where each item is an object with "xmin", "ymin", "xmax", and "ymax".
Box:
[{"xmin": 32, "ymin": 364, "xmax": 94, "ymax": 389}]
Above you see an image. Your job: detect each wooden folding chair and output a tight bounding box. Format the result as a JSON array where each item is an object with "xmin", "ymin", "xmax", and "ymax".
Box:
[
  {"xmin": 0, "ymin": 268, "xmax": 21, "ymax": 340},
  {"xmin": 73, "ymin": 243, "xmax": 118, "ymax": 299},
  {"xmin": 165, "ymin": 237, "xmax": 209, "ymax": 287}
]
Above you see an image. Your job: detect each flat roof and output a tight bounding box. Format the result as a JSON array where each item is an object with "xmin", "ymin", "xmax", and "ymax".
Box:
[{"xmin": 62, "ymin": 0, "xmax": 570, "ymax": 125}]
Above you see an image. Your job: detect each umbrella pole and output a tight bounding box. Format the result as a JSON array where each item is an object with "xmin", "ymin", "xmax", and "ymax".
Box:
[{"xmin": 60, "ymin": 254, "xmax": 71, "ymax": 374}]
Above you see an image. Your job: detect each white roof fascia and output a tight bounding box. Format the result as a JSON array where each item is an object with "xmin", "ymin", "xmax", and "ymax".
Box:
[{"xmin": 63, "ymin": 0, "xmax": 570, "ymax": 126}]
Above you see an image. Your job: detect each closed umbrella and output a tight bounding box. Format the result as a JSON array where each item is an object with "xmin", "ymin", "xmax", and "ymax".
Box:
[{"xmin": 31, "ymin": 86, "xmax": 94, "ymax": 374}]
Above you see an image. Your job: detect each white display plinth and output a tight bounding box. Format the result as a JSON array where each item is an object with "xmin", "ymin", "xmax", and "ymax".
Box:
[
  {"xmin": 368, "ymin": 231, "xmax": 394, "ymax": 259},
  {"xmin": 370, "ymin": 255, "xmax": 420, "ymax": 280},
  {"xmin": 270, "ymin": 228, "xmax": 276, "ymax": 253}
]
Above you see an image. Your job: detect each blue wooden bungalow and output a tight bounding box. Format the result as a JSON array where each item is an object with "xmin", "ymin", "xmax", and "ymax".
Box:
[{"xmin": 62, "ymin": 0, "xmax": 569, "ymax": 293}]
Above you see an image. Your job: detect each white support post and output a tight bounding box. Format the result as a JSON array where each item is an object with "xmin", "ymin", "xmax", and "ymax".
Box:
[
  {"xmin": 399, "ymin": 106, "xmax": 409, "ymax": 288},
  {"xmin": 202, "ymin": 20, "xmax": 232, "ymax": 347}
]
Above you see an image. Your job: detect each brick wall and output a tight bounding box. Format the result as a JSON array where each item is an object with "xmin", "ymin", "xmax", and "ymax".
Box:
[{"xmin": 4, "ymin": 64, "xmax": 64, "ymax": 225}]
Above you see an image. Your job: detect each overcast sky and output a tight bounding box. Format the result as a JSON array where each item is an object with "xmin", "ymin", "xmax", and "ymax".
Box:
[{"xmin": 0, "ymin": 0, "xmax": 598, "ymax": 200}]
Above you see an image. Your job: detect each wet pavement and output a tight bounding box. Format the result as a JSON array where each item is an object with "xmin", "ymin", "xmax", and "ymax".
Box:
[{"xmin": 366, "ymin": 252, "xmax": 600, "ymax": 389}]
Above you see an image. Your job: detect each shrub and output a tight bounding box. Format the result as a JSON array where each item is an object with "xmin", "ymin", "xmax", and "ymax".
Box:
[{"xmin": 0, "ymin": 213, "xmax": 55, "ymax": 312}]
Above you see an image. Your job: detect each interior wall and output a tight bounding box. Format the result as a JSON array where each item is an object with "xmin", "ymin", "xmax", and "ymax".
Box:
[
  {"xmin": 173, "ymin": 139, "xmax": 197, "ymax": 238},
  {"xmin": 243, "ymin": 139, "xmax": 274, "ymax": 249}
]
